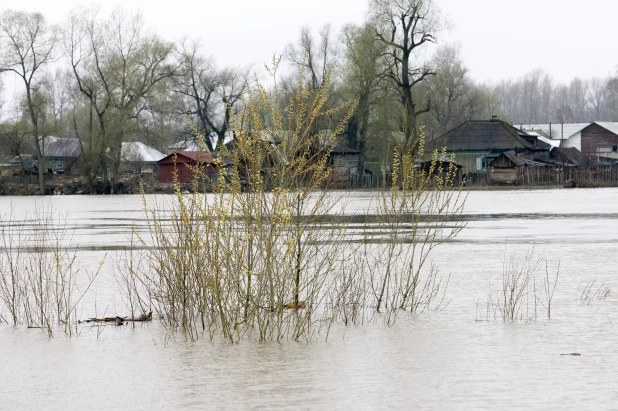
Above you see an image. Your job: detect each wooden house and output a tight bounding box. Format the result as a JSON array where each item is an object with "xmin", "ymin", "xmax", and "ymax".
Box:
[
  {"xmin": 580, "ymin": 122, "xmax": 618, "ymax": 161},
  {"xmin": 488, "ymin": 150, "xmax": 546, "ymax": 185},
  {"xmin": 424, "ymin": 118, "xmax": 551, "ymax": 175},
  {"xmin": 157, "ymin": 151, "xmax": 219, "ymax": 183},
  {"xmin": 328, "ymin": 143, "xmax": 360, "ymax": 187},
  {"xmin": 43, "ymin": 137, "xmax": 81, "ymax": 174},
  {"xmin": 520, "ymin": 122, "xmax": 618, "ymax": 163}
]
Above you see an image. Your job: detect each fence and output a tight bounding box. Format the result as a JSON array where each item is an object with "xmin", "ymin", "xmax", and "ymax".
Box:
[{"xmin": 462, "ymin": 165, "xmax": 618, "ymax": 188}]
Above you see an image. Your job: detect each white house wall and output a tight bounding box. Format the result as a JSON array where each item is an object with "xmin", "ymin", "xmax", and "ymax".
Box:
[{"xmin": 563, "ymin": 132, "xmax": 581, "ymax": 150}]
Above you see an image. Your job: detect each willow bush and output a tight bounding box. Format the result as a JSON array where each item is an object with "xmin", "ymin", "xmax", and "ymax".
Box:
[
  {"xmin": 369, "ymin": 141, "xmax": 467, "ymax": 324},
  {"xmin": 130, "ymin": 57, "xmax": 467, "ymax": 342},
  {"xmin": 0, "ymin": 205, "xmax": 102, "ymax": 337}
]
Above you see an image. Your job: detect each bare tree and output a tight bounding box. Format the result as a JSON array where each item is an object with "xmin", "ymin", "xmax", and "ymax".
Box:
[
  {"xmin": 0, "ymin": 76, "xmax": 4, "ymax": 115},
  {"xmin": 65, "ymin": 7, "xmax": 178, "ymax": 193},
  {"xmin": 174, "ymin": 40, "xmax": 248, "ymax": 151},
  {"xmin": 368, "ymin": 0, "xmax": 446, "ymax": 151},
  {"xmin": 569, "ymin": 77, "xmax": 588, "ymax": 122},
  {"xmin": 554, "ymin": 84, "xmax": 573, "ymax": 124},
  {"xmin": 588, "ymin": 77, "xmax": 607, "ymax": 121},
  {"xmin": 0, "ymin": 10, "xmax": 58, "ymax": 194},
  {"xmin": 65, "ymin": 7, "xmax": 112, "ymax": 189},
  {"xmin": 286, "ymin": 25, "xmax": 339, "ymax": 91}
]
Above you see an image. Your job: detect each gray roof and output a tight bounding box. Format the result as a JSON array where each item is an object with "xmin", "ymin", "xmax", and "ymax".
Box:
[
  {"xmin": 491, "ymin": 150, "xmax": 546, "ymax": 167},
  {"xmin": 550, "ymin": 147, "xmax": 583, "ymax": 166},
  {"xmin": 45, "ymin": 138, "xmax": 81, "ymax": 158},
  {"xmin": 520, "ymin": 122, "xmax": 618, "ymax": 140},
  {"xmin": 427, "ymin": 120, "xmax": 542, "ymax": 152}
]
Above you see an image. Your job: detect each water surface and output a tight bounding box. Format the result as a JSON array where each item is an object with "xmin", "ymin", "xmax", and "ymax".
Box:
[{"xmin": 1, "ymin": 189, "xmax": 618, "ymax": 410}]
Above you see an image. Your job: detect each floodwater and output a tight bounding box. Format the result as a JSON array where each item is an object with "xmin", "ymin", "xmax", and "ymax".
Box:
[{"xmin": 2, "ymin": 189, "xmax": 618, "ymax": 410}]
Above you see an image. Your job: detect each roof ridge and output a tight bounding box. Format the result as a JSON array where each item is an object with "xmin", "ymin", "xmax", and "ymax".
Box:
[{"xmin": 498, "ymin": 121, "xmax": 535, "ymax": 148}]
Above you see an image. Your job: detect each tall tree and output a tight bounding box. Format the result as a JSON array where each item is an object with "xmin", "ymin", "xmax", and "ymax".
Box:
[
  {"xmin": 588, "ymin": 77, "xmax": 607, "ymax": 121},
  {"xmin": 340, "ymin": 24, "xmax": 387, "ymax": 156},
  {"xmin": 426, "ymin": 44, "xmax": 469, "ymax": 135},
  {"xmin": 66, "ymin": 7, "xmax": 178, "ymax": 193},
  {"xmin": 286, "ymin": 25, "xmax": 339, "ymax": 92},
  {"xmin": 175, "ymin": 40, "xmax": 247, "ymax": 151},
  {"xmin": 368, "ymin": 0, "xmax": 445, "ymax": 152},
  {"xmin": 0, "ymin": 10, "xmax": 58, "ymax": 194}
]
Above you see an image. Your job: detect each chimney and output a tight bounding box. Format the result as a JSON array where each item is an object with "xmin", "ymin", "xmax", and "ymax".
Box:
[{"xmin": 490, "ymin": 115, "xmax": 498, "ymax": 121}]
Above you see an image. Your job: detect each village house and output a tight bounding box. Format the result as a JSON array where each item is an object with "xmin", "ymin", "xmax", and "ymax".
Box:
[
  {"xmin": 43, "ymin": 137, "xmax": 81, "ymax": 174},
  {"xmin": 521, "ymin": 122, "xmax": 618, "ymax": 163},
  {"xmin": 424, "ymin": 117, "xmax": 552, "ymax": 176},
  {"xmin": 120, "ymin": 142, "xmax": 165, "ymax": 175}
]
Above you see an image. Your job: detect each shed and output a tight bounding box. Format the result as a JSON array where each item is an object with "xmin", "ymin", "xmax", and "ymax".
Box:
[
  {"xmin": 489, "ymin": 150, "xmax": 546, "ymax": 185},
  {"xmin": 329, "ymin": 143, "xmax": 360, "ymax": 186},
  {"xmin": 157, "ymin": 151, "xmax": 219, "ymax": 183}
]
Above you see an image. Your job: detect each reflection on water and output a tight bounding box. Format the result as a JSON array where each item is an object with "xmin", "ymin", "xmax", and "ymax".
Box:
[{"xmin": 2, "ymin": 189, "xmax": 618, "ymax": 410}]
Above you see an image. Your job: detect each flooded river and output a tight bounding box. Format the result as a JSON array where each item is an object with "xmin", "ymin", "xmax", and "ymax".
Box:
[{"xmin": 1, "ymin": 189, "xmax": 618, "ymax": 410}]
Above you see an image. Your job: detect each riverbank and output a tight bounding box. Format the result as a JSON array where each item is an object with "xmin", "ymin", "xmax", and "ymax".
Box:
[
  {"xmin": 0, "ymin": 174, "xmax": 177, "ymax": 196},
  {"xmin": 0, "ymin": 176, "xmax": 611, "ymax": 196}
]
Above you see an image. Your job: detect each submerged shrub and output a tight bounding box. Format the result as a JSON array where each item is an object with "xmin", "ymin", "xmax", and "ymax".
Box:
[{"xmin": 127, "ymin": 56, "xmax": 467, "ymax": 342}]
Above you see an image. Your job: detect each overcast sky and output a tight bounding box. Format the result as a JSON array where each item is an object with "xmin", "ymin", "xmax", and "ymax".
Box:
[{"xmin": 2, "ymin": 0, "xmax": 618, "ymax": 85}]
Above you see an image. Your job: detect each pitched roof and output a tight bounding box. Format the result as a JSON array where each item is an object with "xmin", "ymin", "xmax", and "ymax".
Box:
[
  {"xmin": 520, "ymin": 122, "xmax": 618, "ymax": 140},
  {"xmin": 158, "ymin": 150, "xmax": 217, "ymax": 164},
  {"xmin": 177, "ymin": 151, "xmax": 217, "ymax": 163},
  {"xmin": 550, "ymin": 147, "xmax": 583, "ymax": 166},
  {"xmin": 121, "ymin": 142, "xmax": 165, "ymax": 163},
  {"xmin": 427, "ymin": 120, "xmax": 538, "ymax": 152},
  {"xmin": 45, "ymin": 138, "xmax": 81, "ymax": 158},
  {"xmin": 589, "ymin": 122, "xmax": 618, "ymax": 135},
  {"xmin": 491, "ymin": 150, "xmax": 546, "ymax": 167}
]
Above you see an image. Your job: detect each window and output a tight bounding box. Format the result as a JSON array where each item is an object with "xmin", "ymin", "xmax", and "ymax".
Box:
[{"xmin": 613, "ymin": 146, "xmax": 618, "ymax": 152}]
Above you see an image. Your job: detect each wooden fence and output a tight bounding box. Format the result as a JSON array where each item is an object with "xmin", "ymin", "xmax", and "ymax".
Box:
[{"xmin": 461, "ymin": 165, "xmax": 618, "ymax": 188}]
